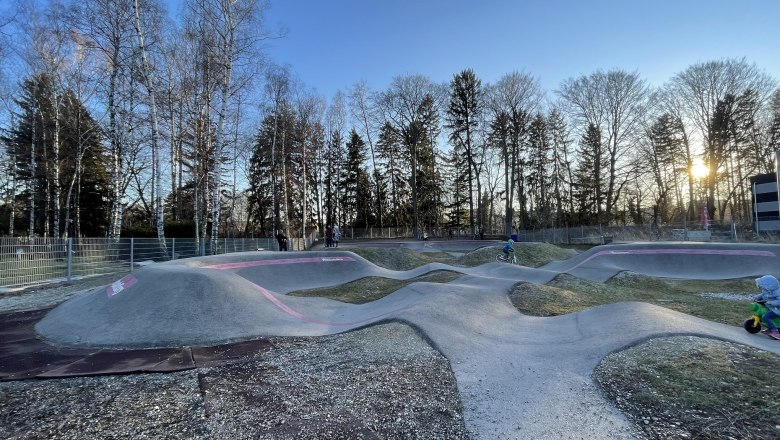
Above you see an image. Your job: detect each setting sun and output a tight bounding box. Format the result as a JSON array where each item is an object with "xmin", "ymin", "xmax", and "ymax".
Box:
[{"xmin": 691, "ymin": 160, "xmax": 709, "ymax": 179}]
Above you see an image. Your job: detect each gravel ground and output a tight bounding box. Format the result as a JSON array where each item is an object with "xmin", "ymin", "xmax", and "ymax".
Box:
[
  {"xmin": 0, "ymin": 273, "xmax": 123, "ymax": 313},
  {"xmin": 0, "ymin": 277, "xmax": 467, "ymax": 440}
]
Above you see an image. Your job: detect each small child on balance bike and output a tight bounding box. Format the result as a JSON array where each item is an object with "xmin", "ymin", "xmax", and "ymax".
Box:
[{"xmin": 753, "ymin": 275, "xmax": 780, "ymax": 340}]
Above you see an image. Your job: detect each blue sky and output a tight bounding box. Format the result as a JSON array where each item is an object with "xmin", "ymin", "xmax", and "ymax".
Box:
[{"xmin": 255, "ymin": 0, "xmax": 779, "ymax": 100}]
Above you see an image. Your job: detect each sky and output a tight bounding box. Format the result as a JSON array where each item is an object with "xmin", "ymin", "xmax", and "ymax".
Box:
[{"xmin": 251, "ymin": 0, "xmax": 780, "ymax": 101}]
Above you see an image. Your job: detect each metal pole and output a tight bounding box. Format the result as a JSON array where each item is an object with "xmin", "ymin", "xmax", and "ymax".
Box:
[
  {"xmin": 776, "ymin": 150, "xmax": 780, "ymax": 221},
  {"xmin": 775, "ymin": 151, "xmax": 780, "ymax": 233},
  {"xmin": 66, "ymin": 238, "xmax": 72, "ymax": 281},
  {"xmin": 753, "ymin": 180, "xmax": 760, "ymax": 234},
  {"xmin": 130, "ymin": 237, "xmax": 134, "ymax": 272},
  {"xmin": 172, "ymin": 237, "xmax": 176, "ymax": 260}
]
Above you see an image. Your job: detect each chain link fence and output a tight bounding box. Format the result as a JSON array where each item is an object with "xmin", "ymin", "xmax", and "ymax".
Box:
[
  {"xmin": 3, "ymin": 224, "xmax": 776, "ymax": 291},
  {"xmin": 343, "ymin": 226, "xmax": 491, "ymax": 240},
  {"xmin": 511, "ymin": 222, "xmax": 780, "ymax": 244},
  {"xmin": 0, "ymin": 234, "xmax": 316, "ymax": 291}
]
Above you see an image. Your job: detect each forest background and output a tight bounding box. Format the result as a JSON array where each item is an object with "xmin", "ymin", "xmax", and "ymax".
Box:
[{"xmin": 0, "ymin": 0, "xmax": 779, "ymax": 252}]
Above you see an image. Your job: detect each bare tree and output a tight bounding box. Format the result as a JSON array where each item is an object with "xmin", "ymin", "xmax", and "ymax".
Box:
[
  {"xmin": 485, "ymin": 71, "xmax": 542, "ymax": 234},
  {"xmin": 349, "ymin": 80, "xmax": 382, "ymax": 227},
  {"xmin": 558, "ymin": 69, "xmax": 650, "ymax": 223},
  {"xmin": 655, "ymin": 87, "xmax": 697, "ymax": 220},
  {"xmin": 292, "ymin": 89, "xmax": 325, "ymax": 243},
  {"xmin": 70, "ymin": 0, "xmax": 140, "ymax": 239},
  {"xmin": 262, "ymin": 63, "xmax": 292, "ymax": 238},
  {"xmin": 325, "ymin": 90, "xmax": 346, "ymax": 227},
  {"xmin": 14, "ymin": 2, "xmax": 72, "ymax": 237},
  {"xmin": 132, "ymin": 0, "xmax": 166, "ymax": 248},
  {"xmin": 181, "ymin": 0, "xmax": 270, "ymax": 252},
  {"xmin": 377, "ymin": 74, "xmax": 440, "ymax": 236},
  {"xmin": 0, "ymin": 8, "xmax": 17, "ymax": 235},
  {"xmin": 61, "ymin": 30, "xmax": 102, "ymax": 238},
  {"xmin": 668, "ymin": 59, "xmax": 777, "ymax": 222}
]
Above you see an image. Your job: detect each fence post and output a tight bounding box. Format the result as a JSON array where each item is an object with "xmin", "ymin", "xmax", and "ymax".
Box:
[
  {"xmin": 66, "ymin": 238, "xmax": 72, "ymax": 282},
  {"xmin": 130, "ymin": 237, "xmax": 134, "ymax": 272},
  {"xmin": 172, "ymin": 238, "xmax": 176, "ymax": 260}
]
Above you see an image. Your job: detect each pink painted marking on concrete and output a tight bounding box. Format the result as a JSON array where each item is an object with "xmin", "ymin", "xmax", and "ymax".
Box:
[
  {"xmin": 253, "ymin": 284, "xmax": 415, "ymax": 326},
  {"xmin": 568, "ymin": 248, "xmax": 776, "ymax": 271},
  {"xmin": 106, "ymin": 274, "xmax": 139, "ymax": 297},
  {"xmin": 201, "ymin": 256, "xmax": 356, "ymax": 270}
]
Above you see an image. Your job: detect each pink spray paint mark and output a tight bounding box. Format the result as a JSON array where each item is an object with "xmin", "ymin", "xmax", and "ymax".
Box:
[
  {"xmin": 201, "ymin": 256, "xmax": 356, "ymax": 270},
  {"xmin": 106, "ymin": 274, "xmax": 139, "ymax": 297},
  {"xmin": 253, "ymin": 283, "xmax": 416, "ymax": 327},
  {"xmin": 568, "ymin": 248, "xmax": 776, "ymax": 271}
]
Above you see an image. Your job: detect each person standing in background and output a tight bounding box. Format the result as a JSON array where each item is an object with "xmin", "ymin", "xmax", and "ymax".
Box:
[
  {"xmin": 332, "ymin": 224, "xmax": 341, "ymax": 248},
  {"xmin": 276, "ymin": 229, "xmax": 288, "ymax": 251}
]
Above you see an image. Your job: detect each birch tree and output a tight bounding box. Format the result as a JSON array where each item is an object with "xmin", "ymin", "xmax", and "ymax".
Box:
[
  {"xmin": 349, "ymin": 80, "xmax": 382, "ymax": 227},
  {"xmin": 132, "ymin": 0, "xmax": 165, "ymax": 246},
  {"xmin": 182, "ymin": 0, "xmax": 269, "ymax": 251},
  {"xmin": 263, "ymin": 64, "xmax": 292, "ymax": 236},
  {"xmin": 71, "ymin": 0, "xmax": 139, "ymax": 239}
]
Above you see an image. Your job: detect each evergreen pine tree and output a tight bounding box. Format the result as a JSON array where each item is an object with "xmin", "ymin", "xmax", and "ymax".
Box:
[{"xmin": 574, "ymin": 123, "xmax": 603, "ymax": 224}]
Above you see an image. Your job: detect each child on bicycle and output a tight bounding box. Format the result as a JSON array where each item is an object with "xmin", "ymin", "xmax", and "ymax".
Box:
[
  {"xmin": 753, "ymin": 275, "xmax": 780, "ymax": 340},
  {"xmin": 502, "ymin": 239, "xmax": 515, "ymax": 259}
]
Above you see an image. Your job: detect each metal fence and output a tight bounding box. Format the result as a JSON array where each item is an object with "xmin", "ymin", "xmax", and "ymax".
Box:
[
  {"xmin": 509, "ymin": 222, "xmax": 775, "ymax": 244},
  {"xmin": 0, "ymin": 234, "xmax": 317, "ymax": 291},
  {"xmin": 342, "ymin": 226, "xmax": 489, "ymax": 240}
]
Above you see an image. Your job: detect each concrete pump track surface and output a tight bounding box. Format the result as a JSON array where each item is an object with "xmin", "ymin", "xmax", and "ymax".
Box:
[{"xmin": 4, "ymin": 240, "xmax": 780, "ymax": 439}]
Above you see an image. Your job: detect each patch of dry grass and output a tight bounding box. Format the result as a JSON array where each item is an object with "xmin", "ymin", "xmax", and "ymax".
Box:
[
  {"xmin": 510, "ymin": 272, "xmax": 756, "ymax": 326},
  {"xmin": 595, "ymin": 336, "xmax": 780, "ymax": 439},
  {"xmin": 348, "ymin": 242, "xmax": 576, "ymax": 270},
  {"xmin": 287, "ymin": 270, "xmax": 463, "ymax": 304},
  {"xmin": 349, "ymin": 248, "xmax": 458, "ymax": 270},
  {"xmin": 457, "ymin": 242, "xmax": 577, "ymax": 267}
]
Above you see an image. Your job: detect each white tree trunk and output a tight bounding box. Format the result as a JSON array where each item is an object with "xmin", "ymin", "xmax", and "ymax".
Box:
[
  {"xmin": 210, "ymin": 60, "xmax": 232, "ymax": 253},
  {"xmin": 133, "ymin": 0, "xmax": 166, "ymax": 251},
  {"xmin": 52, "ymin": 93, "xmax": 61, "ymax": 237},
  {"xmin": 29, "ymin": 109, "xmax": 37, "ymax": 240}
]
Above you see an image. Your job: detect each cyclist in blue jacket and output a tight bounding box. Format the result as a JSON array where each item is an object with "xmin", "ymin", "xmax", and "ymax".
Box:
[{"xmin": 502, "ymin": 239, "xmax": 515, "ymax": 259}]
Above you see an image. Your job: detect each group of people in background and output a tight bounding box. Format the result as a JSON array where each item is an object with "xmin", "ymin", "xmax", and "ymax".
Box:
[
  {"xmin": 325, "ymin": 225, "xmax": 341, "ymax": 248},
  {"xmin": 276, "ymin": 225, "xmax": 341, "ymax": 251}
]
